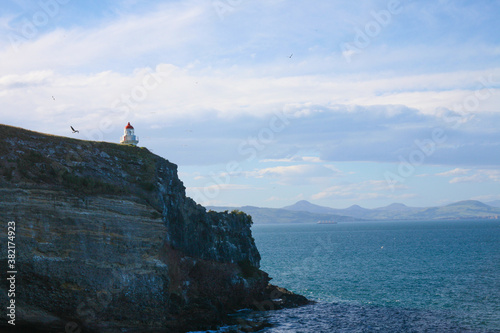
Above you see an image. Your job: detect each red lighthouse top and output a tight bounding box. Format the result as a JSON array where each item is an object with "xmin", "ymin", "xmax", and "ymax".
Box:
[{"xmin": 125, "ymin": 122, "xmax": 134, "ymax": 129}]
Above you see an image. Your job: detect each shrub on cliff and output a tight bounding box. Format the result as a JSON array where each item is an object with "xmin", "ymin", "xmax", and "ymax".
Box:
[{"xmin": 230, "ymin": 209, "xmax": 254, "ymax": 225}]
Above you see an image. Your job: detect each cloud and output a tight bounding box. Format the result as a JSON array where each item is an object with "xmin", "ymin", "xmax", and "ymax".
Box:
[
  {"xmin": 449, "ymin": 169, "xmax": 500, "ymax": 184},
  {"xmin": 1, "ymin": 66, "xmax": 499, "ymax": 168},
  {"xmin": 271, "ymin": 105, "xmax": 500, "ymax": 166},
  {"xmin": 0, "ymin": 0, "xmax": 499, "ymax": 171},
  {"xmin": 0, "ymin": 0, "xmax": 499, "ymax": 211},
  {"xmin": 244, "ymin": 164, "xmax": 342, "ymax": 185},
  {"xmin": 0, "ymin": 70, "xmax": 53, "ymax": 88},
  {"xmin": 436, "ymin": 168, "xmax": 471, "ymax": 177},
  {"xmin": 433, "ymin": 167, "xmax": 500, "ymax": 184},
  {"xmin": 0, "ymin": 1, "xmax": 213, "ymax": 73},
  {"xmin": 187, "ymin": 183, "xmax": 256, "ymax": 192},
  {"xmin": 312, "ymin": 180, "xmax": 410, "ymax": 201},
  {"xmin": 260, "ymin": 156, "xmax": 323, "ymax": 163}
]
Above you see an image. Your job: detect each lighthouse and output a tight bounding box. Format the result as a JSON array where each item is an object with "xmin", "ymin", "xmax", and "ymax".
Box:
[{"xmin": 120, "ymin": 122, "xmax": 139, "ymax": 146}]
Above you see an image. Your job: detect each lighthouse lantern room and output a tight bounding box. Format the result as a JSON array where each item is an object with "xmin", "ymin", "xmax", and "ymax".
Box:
[{"xmin": 120, "ymin": 122, "xmax": 139, "ymax": 146}]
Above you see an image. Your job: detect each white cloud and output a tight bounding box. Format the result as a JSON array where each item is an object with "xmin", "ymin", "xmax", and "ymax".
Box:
[
  {"xmin": 432, "ymin": 167, "xmax": 500, "ymax": 184},
  {"xmin": 449, "ymin": 169, "xmax": 500, "ymax": 184},
  {"xmin": 188, "ymin": 183, "xmax": 256, "ymax": 192},
  {"xmin": 0, "ymin": 0, "xmax": 499, "ymax": 209},
  {"xmin": 244, "ymin": 164, "xmax": 342, "ymax": 185},
  {"xmin": 2, "ymin": 10, "xmax": 500, "ymax": 130},
  {"xmin": 436, "ymin": 168, "xmax": 471, "ymax": 177},
  {"xmin": 2, "ymin": 67, "xmax": 499, "ymax": 168},
  {"xmin": 312, "ymin": 180, "xmax": 409, "ymax": 201},
  {"xmin": 0, "ymin": 70, "xmax": 53, "ymax": 88},
  {"xmin": 0, "ymin": 1, "xmax": 212, "ymax": 74},
  {"xmin": 260, "ymin": 156, "xmax": 323, "ymax": 163}
]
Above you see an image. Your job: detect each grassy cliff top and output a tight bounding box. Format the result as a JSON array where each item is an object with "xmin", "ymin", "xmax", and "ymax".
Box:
[
  {"xmin": 0, "ymin": 123, "xmax": 178, "ymax": 197},
  {"xmin": 0, "ymin": 123, "xmax": 155, "ymax": 159}
]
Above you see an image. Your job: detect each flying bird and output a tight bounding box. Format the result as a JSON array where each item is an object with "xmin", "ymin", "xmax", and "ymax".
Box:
[
  {"xmin": 70, "ymin": 126, "xmax": 79, "ymax": 133},
  {"xmin": 52, "ymin": 96, "xmax": 55, "ymax": 100},
  {"xmin": 289, "ymin": 53, "xmax": 293, "ymax": 58}
]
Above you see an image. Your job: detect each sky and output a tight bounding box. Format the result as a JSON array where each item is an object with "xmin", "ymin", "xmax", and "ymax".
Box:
[{"xmin": 1, "ymin": 0, "xmax": 499, "ymax": 209}]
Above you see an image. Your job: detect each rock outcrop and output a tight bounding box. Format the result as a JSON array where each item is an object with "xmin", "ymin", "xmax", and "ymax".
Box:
[{"xmin": 0, "ymin": 124, "xmax": 308, "ymax": 332}]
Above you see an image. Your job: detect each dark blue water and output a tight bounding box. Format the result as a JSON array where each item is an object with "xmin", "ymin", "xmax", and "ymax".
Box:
[{"xmin": 246, "ymin": 221, "xmax": 500, "ymax": 332}]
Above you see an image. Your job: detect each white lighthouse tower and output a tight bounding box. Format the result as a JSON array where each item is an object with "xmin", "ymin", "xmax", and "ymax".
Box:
[{"xmin": 120, "ymin": 122, "xmax": 139, "ymax": 146}]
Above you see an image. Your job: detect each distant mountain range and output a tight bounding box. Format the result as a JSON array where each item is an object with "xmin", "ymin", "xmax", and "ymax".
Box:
[{"xmin": 208, "ymin": 200, "xmax": 500, "ymax": 224}]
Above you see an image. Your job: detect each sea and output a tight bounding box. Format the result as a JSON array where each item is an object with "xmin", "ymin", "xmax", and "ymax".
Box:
[{"xmin": 195, "ymin": 220, "xmax": 500, "ymax": 333}]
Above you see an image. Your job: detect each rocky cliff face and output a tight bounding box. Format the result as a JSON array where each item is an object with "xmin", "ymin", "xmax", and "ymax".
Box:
[{"xmin": 0, "ymin": 124, "xmax": 307, "ymax": 332}]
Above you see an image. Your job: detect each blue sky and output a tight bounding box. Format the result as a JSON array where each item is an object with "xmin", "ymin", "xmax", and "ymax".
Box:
[{"xmin": 1, "ymin": 0, "xmax": 499, "ymax": 208}]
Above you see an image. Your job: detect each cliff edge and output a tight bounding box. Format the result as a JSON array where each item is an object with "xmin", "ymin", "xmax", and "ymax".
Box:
[{"xmin": 0, "ymin": 124, "xmax": 308, "ymax": 332}]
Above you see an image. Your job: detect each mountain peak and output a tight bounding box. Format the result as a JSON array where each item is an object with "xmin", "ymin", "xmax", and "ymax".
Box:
[
  {"xmin": 376, "ymin": 203, "xmax": 410, "ymax": 211},
  {"xmin": 283, "ymin": 200, "xmax": 317, "ymax": 209},
  {"xmin": 346, "ymin": 204, "xmax": 368, "ymax": 211},
  {"xmin": 445, "ymin": 200, "xmax": 491, "ymax": 208},
  {"xmin": 295, "ymin": 200, "xmax": 313, "ymax": 205},
  {"xmin": 283, "ymin": 200, "xmax": 336, "ymax": 214},
  {"xmin": 388, "ymin": 203, "xmax": 408, "ymax": 208}
]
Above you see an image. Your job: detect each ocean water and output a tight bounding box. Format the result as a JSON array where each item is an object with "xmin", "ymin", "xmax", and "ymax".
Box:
[{"xmin": 239, "ymin": 220, "xmax": 500, "ymax": 333}]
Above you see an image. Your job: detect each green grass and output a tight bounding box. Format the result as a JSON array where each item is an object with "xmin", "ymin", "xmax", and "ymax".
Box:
[{"xmin": 0, "ymin": 123, "xmax": 161, "ymax": 197}]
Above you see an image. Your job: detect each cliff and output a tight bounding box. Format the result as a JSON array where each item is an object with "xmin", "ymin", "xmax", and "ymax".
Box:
[{"xmin": 0, "ymin": 124, "xmax": 308, "ymax": 332}]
